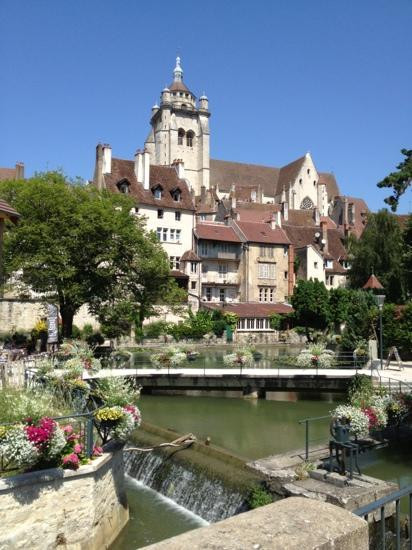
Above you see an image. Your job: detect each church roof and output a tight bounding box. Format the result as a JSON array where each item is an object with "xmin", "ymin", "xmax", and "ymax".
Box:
[
  {"xmin": 102, "ymin": 158, "xmax": 195, "ymax": 211},
  {"xmin": 168, "ymin": 80, "xmax": 192, "ymax": 94},
  {"xmin": 210, "ymin": 157, "xmax": 340, "ymax": 202},
  {"xmin": 210, "ymin": 159, "xmax": 280, "ymax": 197},
  {"xmin": 235, "ymin": 203, "xmax": 281, "ymax": 223}
]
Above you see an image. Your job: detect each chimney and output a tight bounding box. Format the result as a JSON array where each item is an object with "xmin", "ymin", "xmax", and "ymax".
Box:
[
  {"xmin": 282, "ymin": 200, "xmax": 288, "ymax": 222},
  {"xmin": 15, "ymin": 162, "xmax": 24, "ymax": 179},
  {"xmin": 270, "ymin": 212, "xmax": 277, "ymax": 230},
  {"xmin": 320, "ymin": 220, "xmax": 328, "ymax": 252},
  {"xmin": 94, "ymin": 143, "xmax": 104, "ymax": 191},
  {"xmin": 276, "ymin": 210, "xmax": 282, "ymax": 228},
  {"xmin": 257, "ymin": 184, "xmax": 263, "ymax": 204},
  {"xmin": 175, "ymin": 159, "xmax": 185, "ymax": 180},
  {"xmin": 143, "ymin": 149, "xmax": 150, "ymax": 190},
  {"xmin": 134, "ymin": 150, "xmax": 143, "ymax": 183},
  {"xmin": 313, "ymin": 207, "xmax": 320, "ymax": 225},
  {"xmin": 102, "ymin": 144, "xmax": 112, "ymax": 174}
]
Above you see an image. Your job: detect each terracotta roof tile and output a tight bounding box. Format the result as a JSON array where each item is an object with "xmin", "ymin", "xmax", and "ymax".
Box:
[
  {"xmin": 235, "ymin": 221, "xmax": 290, "ymax": 244},
  {"xmin": 363, "ymin": 274, "xmax": 384, "ymax": 290},
  {"xmin": 0, "ymin": 168, "xmax": 17, "ymax": 181},
  {"xmin": 235, "ymin": 203, "xmax": 281, "ymax": 223},
  {"xmin": 0, "ymin": 199, "xmax": 20, "ymax": 223},
  {"xmin": 277, "ymin": 156, "xmax": 306, "ymax": 195},
  {"xmin": 195, "ymin": 223, "xmax": 242, "ymax": 243},
  {"xmin": 318, "ymin": 172, "xmax": 340, "ymax": 200},
  {"xmin": 181, "ymin": 250, "xmax": 201, "ymax": 261},
  {"xmin": 210, "ymin": 159, "xmax": 279, "ymax": 196},
  {"xmin": 102, "ymin": 158, "xmax": 195, "ymax": 211},
  {"xmin": 203, "ymin": 302, "xmax": 293, "ymax": 318},
  {"xmin": 284, "ymin": 209, "xmax": 316, "ymax": 227}
]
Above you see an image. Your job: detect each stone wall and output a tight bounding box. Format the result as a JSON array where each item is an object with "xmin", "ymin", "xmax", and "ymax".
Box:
[
  {"xmin": 142, "ymin": 496, "xmax": 368, "ymax": 549},
  {"xmin": 0, "ymin": 299, "xmax": 99, "ymax": 334},
  {"xmin": 0, "ymin": 449, "xmax": 128, "ymax": 549}
]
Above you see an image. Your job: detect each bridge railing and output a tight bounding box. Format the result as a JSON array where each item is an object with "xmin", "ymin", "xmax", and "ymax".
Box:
[
  {"xmin": 375, "ymin": 374, "xmax": 412, "ymax": 396},
  {"xmin": 354, "ymin": 484, "xmax": 412, "ymax": 550}
]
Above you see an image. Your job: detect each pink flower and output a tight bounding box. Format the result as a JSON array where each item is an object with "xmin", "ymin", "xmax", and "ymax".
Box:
[
  {"xmin": 124, "ymin": 405, "xmax": 141, "ymax": 422},
  {"xmin": 62, "ymin": 425, "xmax": 73, "ymax": 435},
  {"xmin": 74, "ymin": 443, "xmax": 83, "ymax": 454},
  {"xmin": 62, "ymin": 453, "xmax": 80, "ymax": 470},
  {"xmin": 92, "ymin": 445, "xmax": 103, "ymax": 457},
  {"xmin": 25, "ymin": 418, "xmax": 56, "ymax": 449}
]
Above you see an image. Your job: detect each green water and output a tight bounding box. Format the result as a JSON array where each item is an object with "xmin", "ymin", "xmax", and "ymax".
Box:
[
  {"xmin": 138, "ymin": 393, "xmax": 340, "ymax": 459},
  {"xmin": 113, "ymin": 393, "xmax": 412, "ymax": 549},
  {"xmin": 131, "ymin": 344, "xmax": 302, "ymax": 370}
]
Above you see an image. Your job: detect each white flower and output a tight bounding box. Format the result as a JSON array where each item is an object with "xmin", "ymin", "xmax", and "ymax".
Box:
[
  {"xmin": 332, "ymin": 405, "xmax": 369, "ymax": 437},
  {"xmin": 0, "ymin": 426, "xmax": 39, "ymax": 468},
  {"xmin": 47, "ymin": 425, "xmax": 67, "ymax": 458}
]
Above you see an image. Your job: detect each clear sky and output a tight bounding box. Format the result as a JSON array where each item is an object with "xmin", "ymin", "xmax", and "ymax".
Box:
[{"xmin": 1, "ymin": 0, "xmax": 411, "ymax": 213}]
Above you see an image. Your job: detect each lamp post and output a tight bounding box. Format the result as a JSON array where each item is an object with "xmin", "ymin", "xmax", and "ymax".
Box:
[{"xmin": 376, "ymin": 294, "xmax": 385, "ymax": 370}]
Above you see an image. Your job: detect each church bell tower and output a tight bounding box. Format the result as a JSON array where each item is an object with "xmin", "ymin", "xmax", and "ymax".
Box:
[{"xmin": 144, "ymin": 57, "xmax": 210, "ymax": 195}]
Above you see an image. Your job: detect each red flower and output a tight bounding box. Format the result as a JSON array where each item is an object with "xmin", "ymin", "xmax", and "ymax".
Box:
[
  {"xmin": 363, "ymin": 407, "xmax": 378, "ymax": 429},
  {"xmin": 25, "ymin": 418, "xmax": 56, "ymax": 449},
  {"xmin": 62, "ymin": 453, "xmax": 80, "ymax": 470}
]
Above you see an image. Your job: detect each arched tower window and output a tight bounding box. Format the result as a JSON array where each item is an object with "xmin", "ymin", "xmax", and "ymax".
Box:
[
  {"xmin": 178, "ymin": 128, "xmax": 185, "ymax": 145},
  {"xmin": 300, "ymin": 196, "xmax": 314, "ymax": 210},
  {"xmin": 186, "ymin": 130, "xmax": 194, "ymax": 147}
]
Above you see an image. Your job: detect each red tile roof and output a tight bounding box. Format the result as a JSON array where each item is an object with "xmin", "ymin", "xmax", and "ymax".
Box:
[
  {"xmin": 203, "ymin": 302, "xmax": 293, "ymax": 318},
  {"xmin": 363, "ymin": 274, "xmax": 384, "ymax": 290},
  {"xmin": 318, "ymin": 172, "xmax": 340, "ymax": 200},
  {"xmin": 235, "ymin": 203, "xmax": 281, "ymax": 223},
  {"xmin": 101, "ymin": 158, "xmax": 195, "ymax": 211},
  {"xmin": 0, "ymin": 168, "xmax": 17, "ymax": 181},
  {"xmin": 235, "ymin": 221, "xmax": 290, "ymax": 244},
  {"xmin": 0, "ymin": 199, "xmax": 20, "ymax": 223},
  {"xmin": 195, "ymin": 223, "xmax": 242, "ymax": 243},
  {"xmin": 181, "ymin": 250, "xmax": 201, "ymax": 261}
]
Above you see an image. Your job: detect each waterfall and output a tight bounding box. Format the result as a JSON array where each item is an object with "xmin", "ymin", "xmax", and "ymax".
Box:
[{"xmin": 124, "ymin": 450, "xmax": 247, "ymax": 523}]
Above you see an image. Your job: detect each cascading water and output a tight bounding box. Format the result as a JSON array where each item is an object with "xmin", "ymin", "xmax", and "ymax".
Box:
[{"xmin": 124, "ymin": 449, "xmax": 248, "ymax": 523}]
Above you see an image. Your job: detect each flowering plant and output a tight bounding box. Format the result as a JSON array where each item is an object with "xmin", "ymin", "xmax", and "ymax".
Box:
[
  {"xmin": 296, "ymin": 345, "xmax": 335, "ymax": 369},
  {"xmin": 94, "ymin": 404, "xmax": 141, "ymax": 443},
  {"xmin": 331, "ymin": 405, "xmax": 369, "ymax": 437},
  {"xmin": 150, "ymin": 347, "xmax": 186, "ymax": 370},
  {"xmin": 223, "ymin": 348, "xmax": 254, "ymax": 369}
]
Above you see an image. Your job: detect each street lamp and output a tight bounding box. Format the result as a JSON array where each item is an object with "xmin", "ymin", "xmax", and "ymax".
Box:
[{"xmin": 376, "ymin": 294, "xmax": 385, "ymax": 370}]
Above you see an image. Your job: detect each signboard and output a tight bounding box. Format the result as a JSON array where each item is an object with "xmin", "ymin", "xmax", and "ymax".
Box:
[{"xmin": 47, "ymin": 304, "xmax": 59, "ymax": 344}]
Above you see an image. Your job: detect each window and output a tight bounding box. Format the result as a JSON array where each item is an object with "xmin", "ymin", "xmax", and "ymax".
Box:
[
  {"xmin": 169, "ymin": 257, "xmax": 174, "ymax": 269},
  {"xmin": 307, "ymin": 168, "xmax": 310, "ymax": 175},
  {"xmin": 258, "ymin": 263, "xmax": 275, "ymax": 279},
  {"xmin": 153, "ymin": 186, "xmax": 163, "ymax": 199},
  {"xmin": 202, "ymin": 263, "xmax": 208, "ymax": 273},
  {"xmin": 237, "ymin": 318, "xmax": 246, "ymax": 330},
  {"xmin": 170, "ymin": 229, "xmax": 175, "ymax": 241},
  {"xmin": 219, "ymin": 288, "xmax": 225, "ymax": 302},
  {"xmin": 171, "ymin": 188, "xmax": 181, "ymax": 202},
  {"xmin": 178, "ymin": 129, "xmax": 185, "ymax": 145},
  {"xmin": 314, "ymin": 262, "xmax": 318, "ymax": 269},
  {"xmin": 299, "ymin": 178, "xmax": 303, "ymax": 184},
  {"xmin": 284, "ymin": 271, "xmax": 288, "ymax": 279},
  {"xmin": 259, "ymin": 287, "xmax": 275, "ymax": 302},
  {"xmin": 186, "ymin": 130, "xmax": 194, "ymax": 147},
  {"xmin": 218, "ymin": 264, "xmax": 228, "ymax": 277},
  {"xmin": 300, "ymin": 196, "xmax": 314, "ymax": 209},
  {"xmin": 247, "ymin": 318, "xmax": 255, "ymax": 329},
  {"xmin": 156, "ymin": 227, "xmax": 162, "ymax": 241},
  {"xmin": 191, "ymin": 281, "xmax": 196, "ymax": 290},
  {"xmin": 283, "ymin": 246, "xmax": 288, "ymax": 257},
  {"xmin": 329, "ymin": 275, "xmax": 334, "ymax": 285},
  {"xmin": 200, "ymin": 214, "xmax": 207, "ymax": 221},
  {"xmin": 176, "ymin": 229, "xmax": 181, "ymax": 242},
  {"xmin": 175, "ymin": 256, "xmax": 180, "ymax": 270},
  {"xmin": 200, "ymin": 242, "xmax": 208, "ymax": 256},
  {"xmin": 117, "ymin": 180, "xmax": 130, "ymax": 194},
  {"xmin": 175, "ymin": 211, "xmax": 181, "ymax": 221},
  {"xmin": 157, "ymin": 209, "xmax": 164, "ymax": 219},
  {"xmin": 162, "ymin": 228, "xmax": 168, "ymax": 242},
  {"xmin": 190, "ymin": 262, "xmax": 197, "ymax": 273},
  {"xmin": 206, "ymin": 287, "xmax": 212, "ymax": 301},
  {"xmin": 169, "ymin": 256, "xmax": 180, "ymax": 270}
]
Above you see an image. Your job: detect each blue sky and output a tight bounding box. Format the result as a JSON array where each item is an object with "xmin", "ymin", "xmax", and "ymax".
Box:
[{"xmin": 1, "ymin": 0, "xmax": 411, "ymax": 213}]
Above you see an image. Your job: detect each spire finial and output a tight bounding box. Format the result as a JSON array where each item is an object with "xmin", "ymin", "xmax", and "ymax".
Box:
[{"xmin": 173, "ymin": 56, "xmax": 183, "ymax": 82}]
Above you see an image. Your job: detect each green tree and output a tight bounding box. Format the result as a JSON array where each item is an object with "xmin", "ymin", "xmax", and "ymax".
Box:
[
  {"xmin": 377, "ymin": 149, "xmax": 412, "ymax": 211},
  {"xmin": 402, "ymin": 215, "xmax": 412, "ymax": 298},
  {"xmin": 290, "ymin": 279, "xmax": 330, "ymax": 341},
  {"xmin": 328, "ymin": 287, "xmax": 352, "ymax": 332},
  {"xmin": 0, "ymin": 172, "xmax": 183, "ymax": 337},
  {"xmin": 348, "ymin": 210, "xmax": 405, "ymax": 303},
  {"xmin": 340, "ymin": 290, "xmax": 377, "ymax": 351}
]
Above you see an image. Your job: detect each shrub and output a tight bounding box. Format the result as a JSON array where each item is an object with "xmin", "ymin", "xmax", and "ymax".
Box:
[
  {"xmin": 248, "ymin": 486, "xmax": 273, "ymax": 509},
  {"xmin": 93, "ymin": 377, "xmax": 140, "ymax": 407},
  {"xmin": 143, "ymin": 321, "xmax": 169, "ymax": 339},
  {"xmin": 81, "ymin": 324, "xmax": 94, "ymax": 340},
  {"xmin": 86, "ymin": 332, "xmax": 105, "ymax": 348}
]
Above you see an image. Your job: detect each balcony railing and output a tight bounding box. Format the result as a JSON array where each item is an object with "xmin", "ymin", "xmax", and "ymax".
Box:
[
  {"xmin": 199, "ymin": 251, "xmax": 240, "ymax": 260},
  {"xmin": 201, "ymin": 274, "xmax": 240, "ymax": 285}
]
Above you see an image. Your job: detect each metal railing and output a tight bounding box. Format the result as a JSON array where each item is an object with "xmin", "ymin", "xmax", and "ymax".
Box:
[
  {"xmin": 376, "ymin": 374, "xmax": 412, "ymax": 396},
  {"xmin": 354, "ymin": 484, "xmax": 412, "ymax": 550},
  {"xmin": 298, "ymin": 414, "xmax": 331, "ymax": 460}
]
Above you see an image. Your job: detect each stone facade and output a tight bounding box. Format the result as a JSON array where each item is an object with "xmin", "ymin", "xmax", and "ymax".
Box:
[{"xmin": 0, "ymin": 450, "xmax": 128, "ymax": 550}]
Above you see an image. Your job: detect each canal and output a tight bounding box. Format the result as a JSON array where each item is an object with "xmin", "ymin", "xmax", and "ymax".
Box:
[{"xmin": 111, "ymin": 375, "xmax": 412, "ymax": 549}]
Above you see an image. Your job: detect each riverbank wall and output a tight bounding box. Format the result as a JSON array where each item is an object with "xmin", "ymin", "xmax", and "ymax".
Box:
[{"xmin": 0, "ymin": 448, "xmax": 128, "ymax": 549}]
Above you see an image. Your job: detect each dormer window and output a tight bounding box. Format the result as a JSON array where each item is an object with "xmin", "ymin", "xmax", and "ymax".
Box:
[
  {"xmin": 186, "ymin": 130, "xmax": 194, "ymax": 147},
  {"xmin": 171, "ymin": 188, "xmax": 181, "ymax": 202},
  {"xmin": 152, "ymin": 185, "xmax": 163, "ymax": 199},
  {"xmin": 117, "ymin": 179, "xmax": 130, "ymax": 194}
]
